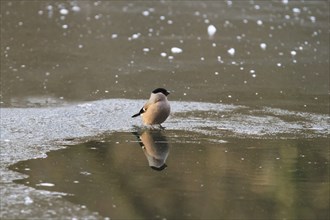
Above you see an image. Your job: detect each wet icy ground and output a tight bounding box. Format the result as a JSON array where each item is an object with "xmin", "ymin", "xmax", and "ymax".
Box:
[{"xmin": 1, "ymin": 99, "xmax": 328, "ymax": 218}]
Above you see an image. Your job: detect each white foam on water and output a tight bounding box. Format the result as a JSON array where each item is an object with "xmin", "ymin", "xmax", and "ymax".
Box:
[
  {"xmin": 142, "ymin": 10, "xmax": 150, "ymax": 16},
  {"xmin": 257, "ymin": 20, "xmax": 263, "ymax": 26},
  {"xmin": 171, "ymin": 47, "xmax": 183, "ymax": 54},
  {"xmin": 260, "ymin": 43, "xmax": 267, "ymax": 50},
  {"xmin": 59, "ymin": 8, "xmax": 69, "ymax": 15},
  {"xmin": 207, "ymin": 25, "xmax": 217, "ymax": 37},
  {"xmin": 290, "ymin": 50, "xmax": 297, "ymax": 56},
  {"xmin": 36, "ymin": 183, "xmax": 55, "ymax": 187},
  {"xmin": 227, "ymin": 48, "xmax": 235, "ymax": 56}
]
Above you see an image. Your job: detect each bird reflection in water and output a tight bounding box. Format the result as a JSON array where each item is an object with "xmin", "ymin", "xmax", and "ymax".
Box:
[{"xmin": 132, "ymin": 128, "xmax": 170, "ymax": 171}]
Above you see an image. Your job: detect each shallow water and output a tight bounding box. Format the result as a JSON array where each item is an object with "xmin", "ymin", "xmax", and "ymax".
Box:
[
  {"xmin": 1, "ymin": 0, "xmax": 329, "ymax": 219},
  {"xmin": 9, "ymin": 130, "xmax": 329, "ymax": 220}
]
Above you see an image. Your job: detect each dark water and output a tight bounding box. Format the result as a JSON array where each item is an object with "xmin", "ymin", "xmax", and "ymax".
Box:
[
  {"xmin": 10, "ymin": 130, "xmax": 329, "ymax": 220},
  {"xmin": 1, "ymin": 1, "xmax": 329, "ymax": 113}
]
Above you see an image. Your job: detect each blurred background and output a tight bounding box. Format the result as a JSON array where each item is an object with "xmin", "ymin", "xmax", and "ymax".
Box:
[{"xmin": 1, "ymin": 0, "xmax": 329, "ymax": 113}]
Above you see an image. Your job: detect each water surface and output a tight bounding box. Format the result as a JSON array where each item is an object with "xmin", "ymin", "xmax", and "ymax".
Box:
[
  {"xmin": 10, "ymin": 130, "xmax": 329, "ymax": 220},
  {"xmin": 1, "ymin": 1, "xmax": 329, "ymax": 113}
]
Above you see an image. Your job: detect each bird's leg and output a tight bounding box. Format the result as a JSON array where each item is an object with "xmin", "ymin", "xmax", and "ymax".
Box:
[{"xmin": 159, "ymin": 124, "xmax": 166, "ymax": 130}]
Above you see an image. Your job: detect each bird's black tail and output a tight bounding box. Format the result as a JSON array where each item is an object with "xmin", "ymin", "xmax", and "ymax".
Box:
[
  {"xmin": 132, "ymin": 112, "xmax": 140, "ymax": 118},
  {"xmin": 132, "ymin": 107, "xmax": 145, "ymax": 118}
]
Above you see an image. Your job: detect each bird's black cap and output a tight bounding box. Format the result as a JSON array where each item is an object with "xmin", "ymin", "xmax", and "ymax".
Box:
[{"xmin": 152, "ymin": 88, "xmax": 170, "ymax": 96}]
